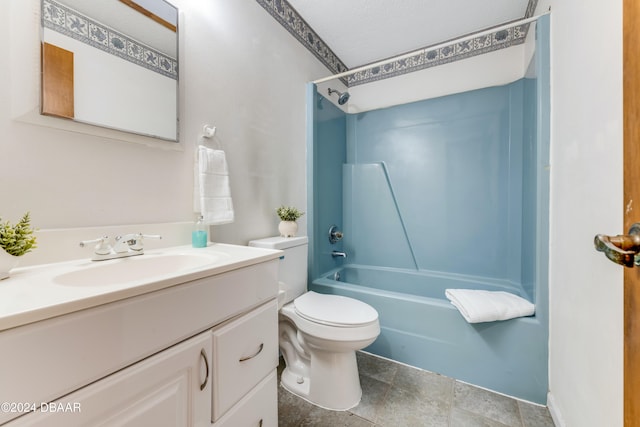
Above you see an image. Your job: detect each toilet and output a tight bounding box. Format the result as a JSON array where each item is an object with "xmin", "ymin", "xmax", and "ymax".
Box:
[{"xmin": 248, "ymin": 236, "xmax": 380, "ymax": 411}]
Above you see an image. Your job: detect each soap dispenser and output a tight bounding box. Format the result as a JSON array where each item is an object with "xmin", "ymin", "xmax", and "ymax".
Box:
[{"xmin": 192, "ymin": 215, "xmax": 208, "ymax": 248}]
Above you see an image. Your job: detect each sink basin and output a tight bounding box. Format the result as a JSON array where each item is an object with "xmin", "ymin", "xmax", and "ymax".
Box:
[{"xmin": 53, "ymin": 253, "xmax": 224, "ymax": 287}]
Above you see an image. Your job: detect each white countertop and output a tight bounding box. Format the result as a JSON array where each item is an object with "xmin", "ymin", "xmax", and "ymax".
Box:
[{"xmin": 0, "ymin": 243, "xmax": 282, "ymax": 332}]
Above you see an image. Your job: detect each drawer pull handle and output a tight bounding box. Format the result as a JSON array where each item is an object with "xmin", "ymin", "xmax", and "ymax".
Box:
[
  {"xmin": 200, "ymin": 349, "xmax": 209, "ymax": 391},
  {"xmin": 258, "ymin": 419, "xmax": 263, "ymax": 427},
  {"xmin": 239, "ymin": 343, "xmax": 264, "ymax": 362}
]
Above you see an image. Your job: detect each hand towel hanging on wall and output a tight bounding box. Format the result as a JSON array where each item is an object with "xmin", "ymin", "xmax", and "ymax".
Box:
[{"xmin": 194, "ymin": 145, "xmax": 234, "ymax": 225}]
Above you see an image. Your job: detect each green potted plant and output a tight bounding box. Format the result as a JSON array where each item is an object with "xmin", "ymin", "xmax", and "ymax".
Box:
[
  {"xmin": 0, "ymin": 212, "xmax": 37, "ymax": 280},
  {"xmin": 276, "ymin": 205, "xmax": 304, "ymax": 237}
]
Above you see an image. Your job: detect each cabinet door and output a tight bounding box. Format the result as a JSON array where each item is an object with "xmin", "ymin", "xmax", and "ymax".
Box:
[{"xmin": 10, "ymin": 332, "xmax": 212, "ymax": 427}]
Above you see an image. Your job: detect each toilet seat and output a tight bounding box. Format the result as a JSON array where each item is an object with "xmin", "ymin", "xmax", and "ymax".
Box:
[
  {"xmin": 293, "ymin": 291, "xmax": 378, "ymax": 327},
  {"xmin": 281, "ymin": 301, "xmax": 379, "ymax": 343}
]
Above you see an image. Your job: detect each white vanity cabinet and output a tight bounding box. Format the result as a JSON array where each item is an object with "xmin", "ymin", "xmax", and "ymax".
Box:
[
  {"xmin": 0, "ymin": 250, "xmax": 280, "ymax": 426},
  {"xmin": 10, "ymin": 331, "xmax": 213, "ymax": 427}
]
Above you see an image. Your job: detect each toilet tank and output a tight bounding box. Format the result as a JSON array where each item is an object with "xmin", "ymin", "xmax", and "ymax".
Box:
[{"xmin": 248, "ymin": 236, "xmax": 308, "ymax": 304}]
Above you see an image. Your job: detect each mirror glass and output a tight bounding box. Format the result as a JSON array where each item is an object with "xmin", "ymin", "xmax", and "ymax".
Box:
[{"xmin": 41, "ymin": 0, "xmax": 179, "ymax": 142}]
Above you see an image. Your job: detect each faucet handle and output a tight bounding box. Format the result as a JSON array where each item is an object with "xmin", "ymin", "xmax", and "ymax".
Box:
[
  {"xmin": 328, "ymin": 225, "xmax": 344, "ymax": 244},
  {"xmin": 127, "ymin": 233, "xmax": 162, "ymax": 251},
  {"xmin": 134, "ymin": 233, "xmax": 162, "ymax": 248},
  {"xmin": 79, "ymin": 236, "xmax": 112, "ymax": 255},
  {"xmin": 139, "ymin": 234, "xmax": 162, "ymax": 240}
]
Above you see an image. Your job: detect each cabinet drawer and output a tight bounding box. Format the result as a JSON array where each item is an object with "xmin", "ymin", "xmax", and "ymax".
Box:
[
  {"xmin": 211, "ymin": 300, "xmax": 278, "ymax": 421},
  {"xmin": 213, "ymin": 370, "xmax": 277, "ymax": 427}
]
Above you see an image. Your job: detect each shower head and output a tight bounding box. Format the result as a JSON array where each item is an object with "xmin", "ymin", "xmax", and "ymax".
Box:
[{"xmin": 328, "ymin": 88, "xmax": 350, "ymax": 105}]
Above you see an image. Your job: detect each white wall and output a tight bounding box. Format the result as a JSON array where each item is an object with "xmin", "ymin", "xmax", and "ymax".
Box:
[
  {"xmin": 547, "ymin": 0, "xmax": 623, "ymax": 426},
  {"xmin": 1, "ymin": 0, "xmax": 328, "ymax": 264}
]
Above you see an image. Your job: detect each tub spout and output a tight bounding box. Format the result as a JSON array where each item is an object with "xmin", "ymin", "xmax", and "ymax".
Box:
[{"xmin": 332, "ymin": 250, "xmax": 347, "ymax": 258}]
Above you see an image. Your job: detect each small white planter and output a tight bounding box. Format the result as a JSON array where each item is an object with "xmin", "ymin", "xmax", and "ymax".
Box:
[
  {"xmin": 278, "ymin": 221, "xmax": 298, "ymax": 238},
  {"xmin": 0, "ymin": 249, "xmax": 20, "ymax": 280}
]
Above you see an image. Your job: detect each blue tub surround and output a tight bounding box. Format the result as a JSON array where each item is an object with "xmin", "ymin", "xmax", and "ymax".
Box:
[
  {"xmin": 307, "ymin": 16, "xmax": 550, "ymax": 404},
  {"xmin": 341, "ymin": 80, "xmax": 534, "ymax": 289}
]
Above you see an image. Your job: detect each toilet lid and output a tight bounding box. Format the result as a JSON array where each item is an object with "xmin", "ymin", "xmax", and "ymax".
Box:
[{"xmin": 293, "ymin": 291, "xmax": 378, "ymax": 327}]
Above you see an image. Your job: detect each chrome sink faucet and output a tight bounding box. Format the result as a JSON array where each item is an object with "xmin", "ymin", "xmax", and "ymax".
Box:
[{"xmin": 80, "ymin": 234, "xmax": 162, "ymax": 261}]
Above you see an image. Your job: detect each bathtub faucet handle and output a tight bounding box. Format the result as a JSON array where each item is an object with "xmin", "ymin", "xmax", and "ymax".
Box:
[{"xmin": 328, "ymin": 225, "xmax": 344, "ymax": 244}]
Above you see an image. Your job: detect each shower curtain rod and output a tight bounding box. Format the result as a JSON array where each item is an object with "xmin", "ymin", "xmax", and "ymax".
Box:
[{"xmin": 312, "ymin": 11, "xmax": 551, "ymax": 85}]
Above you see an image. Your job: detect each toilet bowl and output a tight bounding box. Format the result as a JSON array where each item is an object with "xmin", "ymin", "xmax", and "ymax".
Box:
[
  {"xmin": 279, "ymin": 291, "xmax": 379, "ymax": 410},
  {"xmin": 248, "ymin": 236, "xmax": 380, "ymax": 410}
]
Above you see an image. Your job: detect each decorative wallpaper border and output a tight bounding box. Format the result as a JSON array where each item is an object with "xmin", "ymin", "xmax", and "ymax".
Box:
[
  {"xmin": 348, "ymin": 21, "xmax": 532, "ymax": 87},
  {"xmin": 257, "ymin": 0, "xmax": 539, "ymax": 87},
  {"xmin": 525, "ymin": 0, "xmax": 539, "ymax": 19},
  {"xmin": 255, "ymin": 0, "xmax": 348, "ymax": 77},
  {"xmin": 42, "ymin": 0, "xmax": 178, "ymax": 80}
]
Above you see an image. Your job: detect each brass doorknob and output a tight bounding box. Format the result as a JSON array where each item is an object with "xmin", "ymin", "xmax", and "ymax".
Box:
[{"xmin": 594, "ymin": 223, "xmax": 640, "ymax": 267}]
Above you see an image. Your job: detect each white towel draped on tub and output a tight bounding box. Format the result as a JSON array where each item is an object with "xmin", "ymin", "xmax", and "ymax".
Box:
[
  {"xmin": 194, "ymin": 145, "xmax": 234, "ymax": 225},
  {"xmin": 444, "ymin": 289, "xmax": 535, "ymax": 323}
]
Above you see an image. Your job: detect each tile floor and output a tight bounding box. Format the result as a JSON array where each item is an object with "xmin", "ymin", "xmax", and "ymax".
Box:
[{"xmin": 277, "ymin": 352, "xmax": 556, "ymax": 427}]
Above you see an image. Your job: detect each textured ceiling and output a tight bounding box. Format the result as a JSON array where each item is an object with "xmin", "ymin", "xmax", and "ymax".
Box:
[{"xmin": 286, "ymin": 0, "xmax": 532, "ymax": 69}]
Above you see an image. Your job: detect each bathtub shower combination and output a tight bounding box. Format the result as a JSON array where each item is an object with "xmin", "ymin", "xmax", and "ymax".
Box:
[{"xmin": 306, "ymin": 17, "xmax": 550, "ymax": 404}]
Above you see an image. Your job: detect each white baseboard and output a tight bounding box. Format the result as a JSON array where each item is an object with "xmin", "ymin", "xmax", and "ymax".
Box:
[{"xmin": 547, "ymin": 392, "xmax": 566, "ymax": 427}]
